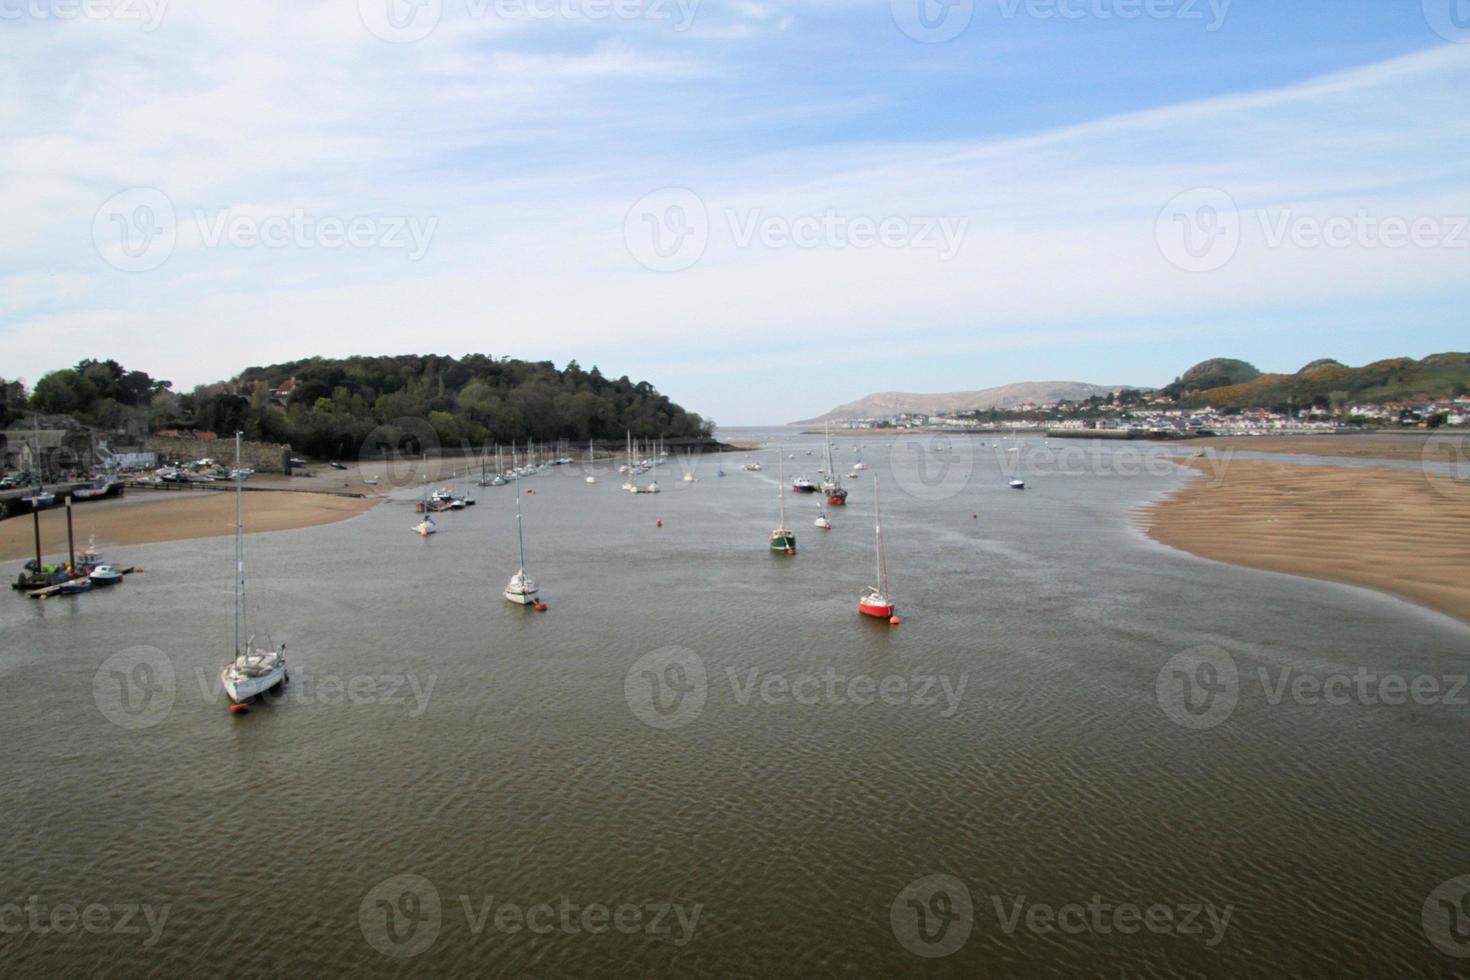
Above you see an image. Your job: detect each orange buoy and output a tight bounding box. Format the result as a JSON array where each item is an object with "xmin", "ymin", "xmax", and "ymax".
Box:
[
  {"xmin": 656, "ymin": 519, "xmax": 662, "ymax": 527},
  {"xmin": 533, "ymin": 601, "xmax": 547, "ymax": 611},
  {"xmin": 971, "ymin": 513, "xmax": 977, "ymax": 519},
  {"xmin": 786, "ymin": 547, "xmax": 796, "ymax": 555},
  {"xmin": 889, "ymin": 615, "xmax": 902, "ymax": 625},
  {"xmin": 228, "ymin": 703, "xmax": 250, "ymax": 714}
]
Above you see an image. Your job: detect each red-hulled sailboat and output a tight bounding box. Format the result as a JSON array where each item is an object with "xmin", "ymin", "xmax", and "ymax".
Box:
[
  {"xmin": 858, "ymin": 477, "xmax": 895, "ymax": 620},
  {"xmin": 820, "ymin": 421, "xmax": 847, "ymax": 506}
]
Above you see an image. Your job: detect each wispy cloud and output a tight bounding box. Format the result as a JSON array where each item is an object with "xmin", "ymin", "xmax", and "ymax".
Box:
[{"xmin": 1, "ymin": 4, "xmax": 1466, "ymax": 424}]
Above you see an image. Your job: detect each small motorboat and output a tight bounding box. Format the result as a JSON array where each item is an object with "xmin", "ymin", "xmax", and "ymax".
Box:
[
  {"xmin": 413, "ymin": 517, "xmax": 437, "ymax": 536},
  {"xmin": 329, "ymin": 461, "xmax": 347, "ymax": 470},
  {"xmin": 89, "ymin": 564, "xmax": 124, "ymax": 586},
  {"xmin": 55, "ymin": 576, "xmax": 93, "ymax": 596},
  {"xmin": 1009, "ymin": 479, "xmax": 1026, "ymax": 490},
  {"xmin": 815, "ymin": 513, "xmax": 832, "ymax": 530}
]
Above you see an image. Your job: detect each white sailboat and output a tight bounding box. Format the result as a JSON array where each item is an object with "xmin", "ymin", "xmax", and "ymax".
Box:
[
  {"xmin": 586, "ymin": 440, "xmax": 597, "ymax": 484},
  {"xmin": 504, "ymin": 475, "xmax": 540, "ymax": 605},
  {"xmin": 220, "ymin": 432, "xmax": 288, "ymax": 703}
]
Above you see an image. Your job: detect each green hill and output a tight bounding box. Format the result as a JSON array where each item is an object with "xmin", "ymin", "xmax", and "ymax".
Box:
[
  {"xmin": 21, "ymin": 354, "xmax": 712, "ymax": 458},
  {"xmin": 1171, "ymin": 352, "xmax": 1470, "ymax": 410}
]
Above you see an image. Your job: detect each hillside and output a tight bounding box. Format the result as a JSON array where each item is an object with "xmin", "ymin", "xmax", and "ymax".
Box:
[
  {"xmin": 792, "ymin": 382, "xmax": 1122, "ymax": 424},
  {"xmin": 19, "ymin": 354, "xmax": 712, "ymax": 458},
  {"xmin": 1170, "ymin": 352, "xmax": 1470, "ymax": 410}
]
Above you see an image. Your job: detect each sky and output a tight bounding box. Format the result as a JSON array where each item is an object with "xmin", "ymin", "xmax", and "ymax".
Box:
[{"xmin": 2, "ymin": 0, "xmax": 1467, "ymax": 424}]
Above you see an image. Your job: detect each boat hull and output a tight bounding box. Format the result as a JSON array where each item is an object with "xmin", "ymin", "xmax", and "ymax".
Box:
[
  {"xmin": 221, "ymin": 661, "xmax": 287, "ymax": 703},
  {"xmin": 769, "ymin": 532, "xmax": 797, "ymax": 552},
  {"xmin": 504, "ymin": 589, "xmax": 539, "ymax": 605},
  {"xmin": 859, "ymin": 599, "xmax": 895, "ymax": 618}
]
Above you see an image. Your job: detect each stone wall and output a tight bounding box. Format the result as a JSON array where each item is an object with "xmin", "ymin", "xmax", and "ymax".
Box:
[{"xmin": 144, "ymin": 436, "xmax": 291, "ymax": 473}]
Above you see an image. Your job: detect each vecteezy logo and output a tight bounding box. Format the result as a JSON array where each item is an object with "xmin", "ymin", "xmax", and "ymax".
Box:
[
  {"xmin": 1420, "ymin": 432, "xmax": 1470, "ymax": 500},
  {"xmin": 92, "ymin": 187, "xmax": 177, "ymax": 273},
  {"xmin": 890, "ymin": 0, "xmax": 974, "ymax": 43},
  {"xmin": 1155, "ymin": 188, "xmax": 1240, "ymax": 273},
  {"xmin": 358, "ymin": 0, "xmax": 442, "ymax": 42},
  {"xmin": 625, "ymin": 646, "xmax": 707, "ymax": 729},
  {"xmin": 890, "ymin": 874, "xmax": 973, "ymax": 958},
  {"xmin": 623, "ymin": 188, "xmax": 709, "ymax": 273},
  {"xmin": 358, "ymin": 416, "xmax": 442, "ymax": 490},
  {"xmin": 1423, "ymin": 0, "xmax": 1470, "ymax": 43},
  {"xmin": 889, "ymin": 434, "xmax": 974, "ymax": 501},
  {"xmin": 359, "ymin": 874, "xmax": 442, "ymax": 958},
  {"xmin": 1423, "ymin": 875, "xmax": 1470, "ymax": 957},
  {"xmin": 1156, "ymin": 645, "xmax": 1239, "ymax": 730},
  {"xmin": 93, "ymin": 646, "xmax": 177, "ymax": 730}
]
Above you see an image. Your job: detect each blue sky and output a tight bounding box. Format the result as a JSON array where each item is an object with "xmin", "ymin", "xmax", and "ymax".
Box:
[{"xmin": 2, "ymin": 0, "xmax": 1467, "ymax": 424}]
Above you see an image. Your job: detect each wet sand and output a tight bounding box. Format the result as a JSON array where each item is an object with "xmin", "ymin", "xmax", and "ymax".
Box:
[
  {"xmin": 1183, "ymin": 431, "xmax": 1465, "ymax": 464},
  {"xmin": 1147, "ymin": 457, "xmax": 1470, "ymax": 625},
  {"xmin": 0, "ymin": 488, "xmax": 378, "ymax": 563}
]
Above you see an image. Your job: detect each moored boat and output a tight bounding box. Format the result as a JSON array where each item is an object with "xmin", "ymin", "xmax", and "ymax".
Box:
[
  {"xmin": 858, "ymin": 477, "xmax": 896, "ymax": 620},
  {"xmin": 220, "ymin": 432, "xmax": 288, "ymax": 704}
]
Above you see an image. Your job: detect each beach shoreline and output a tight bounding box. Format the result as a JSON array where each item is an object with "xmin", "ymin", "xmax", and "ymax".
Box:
[
  {"xmin": 0, "ymin": 488, "xmax": 381, "ymax": 564},
  {"xmin": 1145, "ymin": 456, "xmax": 1470, "ymax": 626}
]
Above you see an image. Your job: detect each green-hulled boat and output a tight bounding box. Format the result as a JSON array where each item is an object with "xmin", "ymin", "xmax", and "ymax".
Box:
[{"xmin": 770, "ymin": 449, "xmax": 795, "ymax": 554}]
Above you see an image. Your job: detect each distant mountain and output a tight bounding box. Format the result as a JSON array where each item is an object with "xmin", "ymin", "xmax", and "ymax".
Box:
[{"xmin": 791, "ymin": 381, "xmax": 1124, "ymax": 424}]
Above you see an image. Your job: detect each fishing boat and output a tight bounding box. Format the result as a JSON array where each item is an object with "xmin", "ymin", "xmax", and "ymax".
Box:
[
  {"xmin": 504, "ymin": 476, "xmax": 540, "ymax": 606},
  {"xmin": 791, "ymin": 476, "xmax": 817, "ymax": 494},
  {"xmin": 770, "ymin": 453, "xmax": 796, "ymax": 554},
  {"xmin": 820, "ymin": 421, "xmax": 847, "ymax": 505},
  {"xmin": 220, "ymin": 432, "xmax": 288, "ymax": 704},
  {"xmin": 858, "ymin": 477, "xmax": 896, "ymax": 619}
]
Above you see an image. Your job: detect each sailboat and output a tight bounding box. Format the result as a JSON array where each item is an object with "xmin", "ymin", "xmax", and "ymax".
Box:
[
  {"xmin": 820, "ymin": 421, "xmax": 847, "ymax": 505},
  {"xmin": 221, "ymin": 432, "xmax": 289, "ymax": 703},
  {"xmin": 770, "ymin": 451, "xmax": 796, "ymax": 554},
  {"xmin": 586, "ymin": 440, "xmax": 597, "ymax": 484},
  {"xmin": 858, "ymin": 477, "xmax": 896, "ymax": 620},
  {"xmin": 814, "ymin": 507, "xmax": 832, "ymax": 530},
  {"xmin": 22, "ymin": 416, "xmax": 54, "ymax": 509},
  {"xmin": 504, "ymin": 475, "xmax": 540, "ymax": 606},
  {"xmin": 414, "ymin": 468, "xmax": 439, "ymax": 534}
]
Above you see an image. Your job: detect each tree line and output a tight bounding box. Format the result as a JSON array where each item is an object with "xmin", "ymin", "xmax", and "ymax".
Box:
[{"xmin": 9, "ymin": 354, "xmax": 713, "ymax": 459}]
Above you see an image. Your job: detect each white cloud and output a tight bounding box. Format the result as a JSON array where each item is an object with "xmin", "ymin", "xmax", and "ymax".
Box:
[{"xmin": 1, "ymin": 7, "xmax": 1466, "ymax": 403}]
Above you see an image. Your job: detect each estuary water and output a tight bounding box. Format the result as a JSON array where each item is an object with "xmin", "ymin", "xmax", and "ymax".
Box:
[{"xmin": 2, "ymin": 433, "xmax": 1468, "ymax": 978}]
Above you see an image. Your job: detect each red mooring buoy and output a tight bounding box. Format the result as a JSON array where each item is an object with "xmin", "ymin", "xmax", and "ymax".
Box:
[
  {"xmin": 228, "ymin": 703, "xmax": 250, "ymax": 715},
  {"xmin": 656, "ymin": 519, "xmax": 662, "ymax": 527},
  {"xmin": 533, "ymin": 601, "xmax": 547, "ymax": 611},
  {"xmin": 889, "ymin": 615, "xmax": 902, "ymax": 625}
]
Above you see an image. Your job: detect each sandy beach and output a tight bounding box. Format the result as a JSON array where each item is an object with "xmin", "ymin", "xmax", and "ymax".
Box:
[
  {"xmin": 1147, "ymin": 457, "xmax": 1470, "ymax": 625},
  {"xmin": 1183, "ymin": 431, "xmax": 1464, "ymax": 464},
  {"xmin": 0, "ymin": 487, "xmax": 379, "ymax": 564}
]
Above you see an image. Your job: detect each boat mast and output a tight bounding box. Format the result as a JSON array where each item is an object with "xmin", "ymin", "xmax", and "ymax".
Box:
[
  {"xmin": 874, "ymin": 476, "xmax": 886, "ymax": 595},
  {"xmin": 234, "ymin": 431, "xmax": 244, "ymax": 656},
  {"xmin": 514, "ymin": 474, "xmax": 527, "ymax": 573},
  {"xmin": 778, "ymin": 449, "xmax": 786, "ymax": 529}
]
